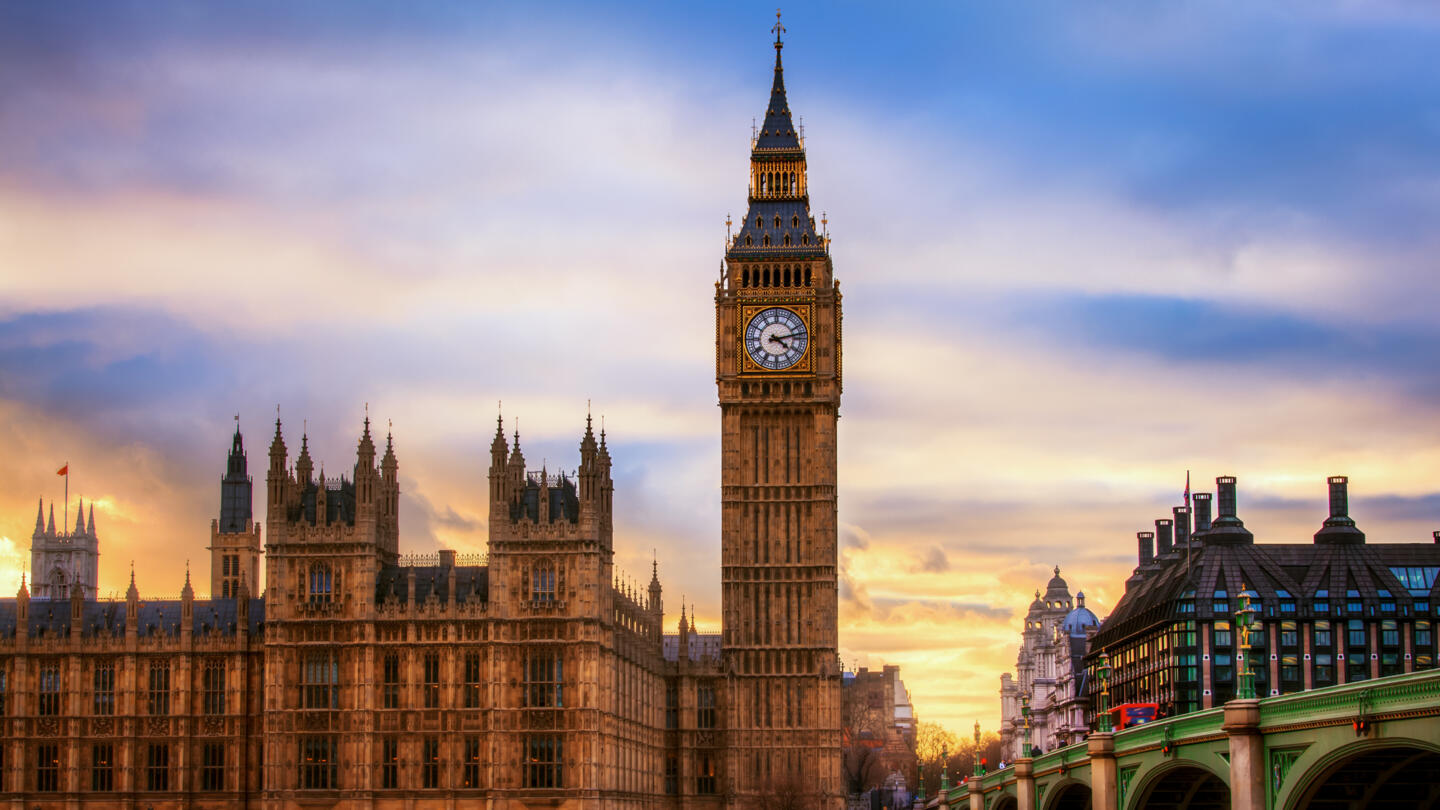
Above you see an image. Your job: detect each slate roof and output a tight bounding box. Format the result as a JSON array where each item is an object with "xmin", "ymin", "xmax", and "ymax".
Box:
[
  {"xmin": 0, "ymin": 598, "xmax": 264, "ymax": 639},
  {"xmin": 1092, "ymin": 540, "xmax": 1440, "ymax": 651},
  {"xmin": 755, "ymin": 41, "xmax": 801, "ymax": 152},
  {"xmin": 663, "ymin": 632, "xmax": 722, "ymax": 662},
  {"xmin": 374, "ymin": 565, "xmax": 489, "ymax": 606}
]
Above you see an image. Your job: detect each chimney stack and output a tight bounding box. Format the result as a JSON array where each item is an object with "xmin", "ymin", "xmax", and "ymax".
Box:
[
  {"xmin": 1433, "ymin": 530, "xmax": 1439, "ymax": 544},
  {"xmin": 1156, "ymin": 519, "xmax": 1174, "ymax": 556},
  {"xmin": 1173, "ymin": 506, "xmax": 1191, "ymax": 550},
  {"xmin": 1314, "ymin": 475, "xmax": 1365, "ymax": 545},
  {"xmin": 1137, "ymin": 531, "xmax": 1154, "ymax": 565},
  {"xmin": 1206, "ymin": 476, "xmax": 1254, "ymax": 545},
  {"xmin": 1192, "ymin": 492, "xmax": 1213, "ymax": 533}
]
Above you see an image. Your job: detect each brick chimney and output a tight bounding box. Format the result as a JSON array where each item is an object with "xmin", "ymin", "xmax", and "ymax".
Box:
[
  {"xmin": 1137, "ymin": 531, "xmax": 1154, "ymax": 565},
  {"xmin": 1314, "ymin": 475, "xmax": 1365, "ymax": 545},
  {"xmin": 1192, "ymin": 492, "xmax": 1213, "ymax": 534},
  {"xmin": 1156, "ymin": 519, "xmax": 1174, "ymax": 556},
  {"xmin": 1173, "ymin": 506, "xmax": 1191, "ymax": 551},
  {"xmin": 1205, "ymin": 476, "xmax": 1253, "ymax": 545}
]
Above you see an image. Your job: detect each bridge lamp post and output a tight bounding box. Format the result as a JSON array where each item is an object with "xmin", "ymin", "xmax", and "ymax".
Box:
[
  {"xmin": 1235, "ymin": 592, "xmax": 1259, "ymax": 700},
  {"xmin": 973, "ymin": 721, "xmax": 984, "ymax": 777},
  {"xmin": 1020, "ymin": 693, "xmax": 1032, "ymax": 759},
  {"xmin": 1097, "ymin": 651, "xmax": 1113, "ymax": 733}
]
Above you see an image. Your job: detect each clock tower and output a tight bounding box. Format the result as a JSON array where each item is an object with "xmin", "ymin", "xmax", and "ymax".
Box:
[{"xmin": 716, "ymin": 18, "xmax": 842, "ymax": 806}]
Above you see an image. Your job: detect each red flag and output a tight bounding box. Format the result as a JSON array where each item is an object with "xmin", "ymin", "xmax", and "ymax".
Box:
[
  {"xmin": 56, "ymin": 464, "xmax": 68, "ymax": 476},
  {"xmin": 1184, "ymin": 470, "xmax": 1190, "ymax": 505}
]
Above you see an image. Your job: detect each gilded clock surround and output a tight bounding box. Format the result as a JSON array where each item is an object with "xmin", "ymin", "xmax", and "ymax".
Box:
[{"xmin": 739, "ymin": 302, "xmax": 813, "ymax": 375}]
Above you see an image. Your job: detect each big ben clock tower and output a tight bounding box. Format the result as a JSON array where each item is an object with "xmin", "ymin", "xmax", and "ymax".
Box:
[{"xmin": 716, "ymin": 16, "xmax": 842, "ymax": 807}]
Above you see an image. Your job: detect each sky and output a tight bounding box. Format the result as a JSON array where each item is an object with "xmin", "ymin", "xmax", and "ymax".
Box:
[{"xmin": 2, "ymin": 0, "xmax": 1439, "ymax": 734}]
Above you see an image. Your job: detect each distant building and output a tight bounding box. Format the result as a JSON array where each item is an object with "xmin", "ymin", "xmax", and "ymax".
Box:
[
  {"xmin": 842, "ymin": 664, "xmax": 917, "ymax": 779},
  {"xmin": 1086, "ymin": 475, "xmax": 1440, "ymax": 726},
  {"xmin": 28, "ymin": 498, "xmax": 99, "ymax": 600},
  {"xmin": 999, "ymin": 568, "xmax": 1099, "ymax": 760}
]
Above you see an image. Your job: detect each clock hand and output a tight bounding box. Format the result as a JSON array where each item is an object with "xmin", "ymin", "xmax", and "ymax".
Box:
[{"xmin": 768, "ymin": 334, "xmax": 790, "ymax": 349}]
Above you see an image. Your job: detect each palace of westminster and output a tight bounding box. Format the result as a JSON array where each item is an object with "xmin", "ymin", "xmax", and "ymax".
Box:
[{"xmin": 0, "ymin": 23, "xmax": 844, "ymax": 810}]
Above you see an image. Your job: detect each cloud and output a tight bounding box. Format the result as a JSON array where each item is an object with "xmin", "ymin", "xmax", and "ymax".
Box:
[{"xmin": 912, "ymin": 545, "xmax": 950, "ymax": 574}]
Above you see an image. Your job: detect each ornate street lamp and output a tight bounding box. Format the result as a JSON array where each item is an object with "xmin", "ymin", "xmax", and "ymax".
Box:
[
  {"xmin": 1020, "ymin": 692, "xmax": 1032, "ymax": 759},
  {"xmin": 939, "ymin": 744, "xmax": 950, "ymax": 792},
  {"xmin": 1235, "ymin": 590, "xmax": 1259, "ymax": 700},
  {"xmin": 1096, "ymin": 650, "xmax": 1113, "ymax": 733},
  {"xmin": 972, "ymin": 721, "xmax": 984, "ymax": 777}
]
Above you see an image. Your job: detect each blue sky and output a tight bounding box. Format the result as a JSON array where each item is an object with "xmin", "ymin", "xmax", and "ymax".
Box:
[{"xmin": 2, "ymin": 0, "xmax": 1439, "ymax": 730}]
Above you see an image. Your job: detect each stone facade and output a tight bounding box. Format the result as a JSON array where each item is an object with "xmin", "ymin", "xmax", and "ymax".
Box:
[
  {"xmin": 0, "ymin": 26, "xmax": 843, "ymax": 810},
  {"xmin": 842, "ymin": 665, "xmax": 917, "ymax": 783},
  {"xmin": 715, "ymin": 23, "xmax": 844, "ymax": 809},
  {"xmin": 998, "ymin": 569, "xmax": 1098, "ymax": 761},
  {"xmin": 28, "ymin": 498, "xmax": 99, "ymax": 601}
]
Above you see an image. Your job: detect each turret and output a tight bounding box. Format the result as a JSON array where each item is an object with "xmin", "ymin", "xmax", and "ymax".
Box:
[
  {"xmin": 74, "ymin": 498, "xmax": 87, "ymax": 536},
  {"xmin": 125, "ymin": 566, "xmax": 139, "ymax": 639},
  {"xmin": 220, "ymin": 420, "xmax": 253, "ymax": 533},
  {"xmin": 295, "ymin": 430, "xmax": 314, "ymax": 487},
  {"xmin": 267, "ymin": 417, "xmax": 289, "ymax": 518},
  {"xmin": 16, "ymin": 574, "xmax": 29, "ymax": 649},
  {"xmin": 488, "ymin": 414, "xmax": 510, "ymax": 524},
  {"xmin": 649, "ymin": 558, "xmax": 663, "ymax": 619},
  {"xmin": 355, "ymin": 413, "xmax": 378, "ymax": 514},
  {"xmin": 678, "ymin": 603, "xmax": 690, "ymax": 662},
  {"xmin": 181, "ymin": 566, "xmax": 194, "ymax": 640},
  {"xmin": 46, "ymin": 503, "xmax": 56, "ymax": 537}
]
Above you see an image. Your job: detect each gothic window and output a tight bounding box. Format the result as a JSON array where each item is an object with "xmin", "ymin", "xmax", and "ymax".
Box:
[
  {"xmin": 201, "ymin": 743, "xmax": 224, "ymax": 791},
  {"xmin": 93, "ymin": 660, "xmax": 114, "ymax": 716},
  {"xmin": 463, "ymin": 653, "xmax": 482, "ymax": 708},
  {"xmin": 756, "ymin": 216, "xmax": 763, "ymax": 228},
  {"xmin": 745, "ymin": 235, "xmax": 753, "ymax": 246},
  {"xmin": 299, "ymin": 736, "xmax": 337, "ymax": 789},
  {"xmin": 802, "ymin": 234, "xmax": 810, "ymax": 246},
  {"xmin": 783, "ymin": 234, "xmax": 791, "ymax": 247},
  {"xmin": 309, "ymin": 564, "xmax": 333, "ymax": 603},
  {"xmin": 423, "ymin": 653, "xmax": 441, "ymax": 708},
  {"xmin": 697, "ymin": 683, "xmax": 716, "ymax": 729},
  {"xmin": 91, "ymin": 743, "xmax": 114, "ymax": 791},
  {"xmin": 524, "ymin": 734, "xmax": 563, "ymax": 788},
  {"xmin": 422, "ymin": 738, "xmax": 440, "ymax": 788},
  {"xmin": 222, "ymin": 581, "xmax": 231, "ymax": 598},
  {"xmin": 665, "ymin": 681, "xmax": 678, "ymax": 729},
  {"xmin": 381, "ymin": 737, "xmax": 399, "ymax": 788},
  {"xmin": 303, "ymin": 652, "xmax": 338, "ymax": 710},
  {"xmin": 463, "ymin": 736, "xmax": 482, "ymax": 788},
  {"xmin": 774, "ymin": 216, "xmax": 782, "ymax": 228},
  {"xmin": 525, "ymin": 649, "xmax": 563, "ymax": 707},
  {"xmin": 203, "ymin": 658, "xmax": 226, "ymax": 715},
  {"xmin": 762, "ymin": 235, "xmax": 771, "ymax": 247},
  {"xmin": 530, "ymin": 564, "xmax": 556, "ymax": 602},
  {"xmin": 792, "ymin": 215, "xmax": 799, "ymax": 228},
  {"xmin": 146, "ymin": 743, "xmax": 170, "ymax": 791},
  {"xmin": 148, "ymin": 660, "xmax": 171, "ymax": 715},
  {"xmin": 37, "ymin": 743, "xmax": 60, "ymax": 791},
  {"xmin": 37, "ymin": 662, "xmax": 61, "ymax": 716},
  {"xmin": 382, "ymin": 654, "xmax": 401, "ymax": 709},
  {"xmin": 665, "ymin": 752, "xmax": 679, "ymax": 794},
  {"xmin": 697, "ymin": 753, "xmax": 717, "ymax": 794},
  {"xmin": 0, "ymin": 666, "xmax": 7, "ymax": 716}
]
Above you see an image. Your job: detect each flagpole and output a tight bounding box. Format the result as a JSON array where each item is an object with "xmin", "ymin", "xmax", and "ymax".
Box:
[{"xmin": 64, "ymin": 461, "xmax": 69, "ymax": 535}]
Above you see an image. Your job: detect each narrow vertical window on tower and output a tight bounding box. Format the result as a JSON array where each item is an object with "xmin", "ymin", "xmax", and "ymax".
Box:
[
  {"xmin": 203, "ymin": 658, "xmax": 226, "ymax": 715},
  {"xmin": 37, "ymin": 662, "xmax": 61, "ymax": 716},
  {"xmin": 382, "ymin": 654, "xmax": 401, "ymax": 709},
  {"xmin": 423, "ymin": 653, "xmax": 441, "ymax": 708},
  {"xmin": 148, "ymin": 660, "xmax": 171, "ymax": 715},
  {"xmin": 309, "ymin": 564, "xmax": 333, "ymax": 603},
  {"xmin": 93, "ymin": 660, "xmax": 115, "ymax": 716}
]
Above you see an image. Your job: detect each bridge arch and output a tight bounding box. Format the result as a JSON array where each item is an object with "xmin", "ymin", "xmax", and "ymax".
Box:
[
  {"xmin": 1126, "ymin": 759, "xmax": 1229, "ymax": 810},
  {"xmin": 991, "ymin": 794, "xmax": 1018, "ymax": 810},
  {"xmin": 1043, "ymin": 778, "xmax": 1092, "ymax": 810},
  {"xmin": 1283, "ymin": 737, "xmax": 1440, "ymax": 810}
]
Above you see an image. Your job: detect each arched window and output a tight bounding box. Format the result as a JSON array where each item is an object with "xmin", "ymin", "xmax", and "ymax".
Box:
[
  {"xmin": 762, "ymin": 235, "xmax": 771, "ymax": 247},
  {"xmin": 742, "ymin": 268, "xmax": 750, "ymax": 287},
  {"xmin": 745, "ymin": 235, "xmax": 752, "ymax": 246},
  {"xmin": 804, "ymin": 267, "xmax": 812, "ymax": 285},
  {"xmin": 756, "ymin": 216, "xmax": 763, "ymax": 228},
  {"xmin": 530, "ymin": 563, "xmax": 556, "ymax": 602},
  {"xmin": 792, "ymin": 215, "xmax": 800, "ymax": 228},
  {"xmin": 783, "ymin": 235, "xmax": 792, "ymax": 248},
  {"xmin": 309, "ymin": 564, "xmax": 333, "ymax": 604},
  {"xmin": 763, "ymin": 267, "xmax": 771, "ymax": 285},
  {"xmin": 801, "ymin": 234, "xmax": 810, "ymax": 246},
  {"xmin": 774, "ymin": 216, "xmax": 782, "ymax": 228}
]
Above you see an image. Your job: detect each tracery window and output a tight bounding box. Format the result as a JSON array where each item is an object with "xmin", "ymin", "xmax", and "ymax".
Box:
[
  {"xmin": 93, "ymin": 660, "xmax": 115, "ymax": 716},
  {"xmin": 530, "ymin": 564, "xmax": 556, "ymax": 602},
  {"xmin": 525, "ymin": 649, "xmax": 563, "ymax": 707},
  {"xmin": 146, "ymin": 743, "xmax": 170, "ymax": 790},
  {"xmin": 698, "ymin": 683, "xmax": 717, "ymax": 729},
  {"xmin": 463, "ymin": 736, "xmax": 483, "ymax": 788},
  {"xmin": 38, "ymin": 662, "xmax": 61, "ymax": 716},
  {"xmin": 463, "ymin": 653, "xmax": 482, "ymax": 708},
  {"xmin": 524, "ymin": 734, "xmax": 563, "ymax": 788},
  {"xmin": 382, "ymin": 654, "xmax": 401, "ymax": 709},
  {"xmin": 381, "ymin": 737, "xmax": 399, "ymax": 788},
  {"xmin": 422, "ymin": 738, "xmax": 440, "ymax": 788},
  {"xmin": 299, "ymin": 736, "xmax": 337, "ymax": 789},
  {"xmin": 37, "ymin": 743, "xmax": 60, "ymax": 791},
  {"xmin": 201, "ymin": 743, "xmax": 224, "ymax": 791},
  {"xmin": 91, "ymin": 743, "xmax": 114, "ymax": 791},
  {"xmin": 308, "ymin": 564, "xmax": 333, "ymax": 604},
  {"xmin": 148, "ymin": 660, "xmax": 171, "ymax": 715},
  {"xmin": 303, "ymin": 652, "xmax": 339, "ymax": 710},
  {"xmin": 203, "ymin": 658, "xmax": 226, "ymax": 715},
  {"xmin": 423, "ymin": 653, "xmax": 441, "ymax": 708}
]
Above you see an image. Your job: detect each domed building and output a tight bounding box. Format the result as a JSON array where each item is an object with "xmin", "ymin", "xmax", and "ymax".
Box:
[{"xmin": 999, "ymin": 567, "xmax": 1102, "ymax": 760}]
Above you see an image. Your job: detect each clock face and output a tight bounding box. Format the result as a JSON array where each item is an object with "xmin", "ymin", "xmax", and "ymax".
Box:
[{"xmin": 744, "ymin": 307, "xmax": 809, "ymax": 371}]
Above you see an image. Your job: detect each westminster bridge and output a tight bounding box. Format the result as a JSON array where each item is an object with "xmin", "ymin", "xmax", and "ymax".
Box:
[{"xmin": 932, "ymin": 667, "xmax": 1440, "ymax": 810}]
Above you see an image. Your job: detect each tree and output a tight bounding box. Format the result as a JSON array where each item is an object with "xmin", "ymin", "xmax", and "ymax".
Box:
[
  {"xmin": 756, "ymin": 774, "xmax": 818, "ymax": 810},
  {"xmin": 914, "ymin": 721, "xmax": 958, "ymax": 796},
  {"xmin": 842, "ymin": 743, "xmax": 889, "ymax": 796}
]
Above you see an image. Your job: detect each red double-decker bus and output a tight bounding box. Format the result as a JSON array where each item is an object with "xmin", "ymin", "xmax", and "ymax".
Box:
[{"xmin": 1109, "ymin": 702, "xmax": 1161, "ymax": 730}]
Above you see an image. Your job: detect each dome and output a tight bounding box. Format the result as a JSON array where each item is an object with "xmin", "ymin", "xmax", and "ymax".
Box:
[
  {"xmin": 1045, "ymin": 565, "xmax": 1069, "ymax": 596},
  {"xmin": 1062, "ymin": 591, "xmax": 1100, "ymax": 637},
  {"xmin": 1027, "ymin": 589, "xmax": 1044, "ymax": 615}
]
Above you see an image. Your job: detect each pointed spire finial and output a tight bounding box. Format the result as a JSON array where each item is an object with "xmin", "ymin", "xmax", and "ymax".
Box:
[{"xmin": 772, "ymin": 8, "xmax": 785, "ymax": 46}]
